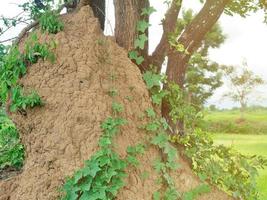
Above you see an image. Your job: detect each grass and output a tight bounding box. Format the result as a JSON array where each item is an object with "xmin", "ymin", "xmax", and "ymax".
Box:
[
  {"xmin": 206, "ymin": 109, "xmax": 267, "ymax": 200},
  {"xmin": 213, "ymin": 134, "xmax": 267, "ymax": 200},
  {"xmin": 203, "ymin": 109, "xmax": 267, "ymax": 135}
]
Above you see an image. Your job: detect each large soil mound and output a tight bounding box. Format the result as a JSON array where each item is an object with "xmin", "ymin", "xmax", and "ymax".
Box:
[{"xmin": 0, "ymin": 6, "xmax": 232, "ymax": 200}]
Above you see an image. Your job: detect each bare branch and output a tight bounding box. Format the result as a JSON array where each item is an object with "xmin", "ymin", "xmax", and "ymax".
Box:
[
  {"xmin": 0, "ymin": 36, "xmax": 18, "ymax": 44},
  {"xmin": 12, "ymin": 4, "xmax": 68, "ymax": 46}
]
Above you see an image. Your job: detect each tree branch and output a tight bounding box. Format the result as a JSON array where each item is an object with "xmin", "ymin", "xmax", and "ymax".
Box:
[
  {"xmin": 166, "ymin": 0, "xmax": 230, "ymax": 85},
  {"xmin": 0, "ymin": 36, "xmax": 18, "ymax": 44},
  {"xmin": 13, "ymin": 4, "xmax": 68, "ymax": 46},
  {"xmin": 145, "ymin": 0, "xmax": 182, "ymax": 72}
]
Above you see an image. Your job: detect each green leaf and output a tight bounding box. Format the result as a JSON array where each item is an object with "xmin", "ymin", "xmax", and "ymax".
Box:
[
  {"xmin": 79, "ymin": 191, "xmax": 90, "ymax": 200},
  {"xmin": 134, "ymin": 34, "xmax": 148, "ymax": 50},
  {"xmin": 137, "ymin": 20, "xmax": 150, "ymax": 33},
  {"xmin": 129, "ymin": 51, "xmax": 144, "ymax": 65},
  {"xmin": 146, "ymin": 108, "xmax": 156, "ymax": 118},
  {"xmin": 141, "ymin": 6, "xmax": 157, "ymax": 16},
  {"xmin": 143, "ymin": 71, "xmax": 162, "ymax": 89},
  {"xmin": 153, "ymin": 191, "xmax": 161, "ymax": 200},
  {"xmin": 151, "ymin": 133, "xmax": 169, "ymax": 148}
]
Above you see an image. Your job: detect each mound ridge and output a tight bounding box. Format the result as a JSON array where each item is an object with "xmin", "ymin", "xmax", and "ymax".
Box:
[{"xmin": 0, "ymin": 6, "xmax": 232, "ymax": 200}]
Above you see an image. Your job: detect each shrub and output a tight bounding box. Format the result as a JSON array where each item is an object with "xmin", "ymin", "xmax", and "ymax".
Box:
[
  {"xmin": 172, "ymin": 130, "xmax": 267, "ymax": 200},
  {"xmin": 0, "ymin": 110, "xmax": 24, "ymax": 169}
]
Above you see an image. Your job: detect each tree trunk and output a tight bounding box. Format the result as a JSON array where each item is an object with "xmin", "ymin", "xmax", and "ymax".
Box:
[
  {"xmin": 162, "ymin": 0, "xmax": 229, "ymax": 134},
  {"xmin": 112, "ymin": 0, "xmax": 229, "ymax": 135},
  {"xmin": 113, "ymin": 0, "xmax": 149, "ymax": 54}
]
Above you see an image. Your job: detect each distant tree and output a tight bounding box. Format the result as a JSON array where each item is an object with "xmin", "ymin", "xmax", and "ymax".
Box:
[
  {"xmin": 209, "ymin": 104, "xmax": 217, "ymax": 111},
  {"xmin": 222, "ymin": 61, "xmax": 265, "ymax": 114}
]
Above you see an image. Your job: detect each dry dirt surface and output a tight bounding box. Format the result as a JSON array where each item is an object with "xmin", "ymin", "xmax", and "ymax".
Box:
[{"xmin": 0, "ymin": 6, "xmax": 233, "ymax": 200}]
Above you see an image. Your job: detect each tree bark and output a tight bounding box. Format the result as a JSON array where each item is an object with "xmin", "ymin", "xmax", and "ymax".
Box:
[
  {"xmin": 113, "ymin": 0, "xmax": 149, "ymax": 54},
  {"xmin": 162, "ymin": 0, "xmax": 230, "ymax": 134}
]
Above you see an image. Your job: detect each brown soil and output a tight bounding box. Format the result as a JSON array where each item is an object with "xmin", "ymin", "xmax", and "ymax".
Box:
[{"xmin": 0, "ymin": 6, "xmax": 233, "ymax": 200}]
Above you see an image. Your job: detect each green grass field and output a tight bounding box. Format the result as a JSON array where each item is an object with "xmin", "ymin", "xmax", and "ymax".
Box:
[
  {"xmin": 206, "ymin": 110, "xmax": 267, "ymax": 200},
  {"xmin": 213, "ymin": 134, "xmax": 267, "ymax": 200},
  {"xmin": 203, "ymin": 109, "xmax": 267, "ymax": 135}
]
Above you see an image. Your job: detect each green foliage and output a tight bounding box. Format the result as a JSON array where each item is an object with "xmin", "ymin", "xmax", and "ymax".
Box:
[
  {"xmin": 0, "ymin": 46, "xmax": 26, "ymax": 103},
  {"xmin": 173, "ymin": 9, "xmax": 225, "ymax": 109},
  {"xmin": 128, "ymin": 6, "xmax": 155, "ymax": 65},
  {"xmin": 143, "ymin": 70, "xmax": 162, "ymax": 89},
  {"xmin": 24, "ymin": 33, "xmax": 56, "ymax": 64},
  {"xmin": 0, "ymin": 8, "xmax": 62, "ymax": 171},
  {"xmin": 203, "ymin": 110, "xmax": 267, "ymax": 135},
  {"xmin": 136, "ymin": 20, "xmax": 150, "ymax": 33},
  {"xmin": 173, "ymin": 130, "xmax": 267, "ymax": 200},
  {"xmin": 20, "ymin": 0, "xmax": 55, "ymax": 19},
  {"xmin": 166, "ymin": 83, "xmax": 203, "ymax": 131},
  {"xmin": 0, "ymin": 34, "xmax": 54, "ymax": 109},
  {"xmin": 61, "ymin": 117, "xmax": 128, "ymax": 200},
  {"xmin": 0, "ymin": 111, "xmax": 24, "ymax": 169},
  {"xmin": 128, "ymin": 50, "xmax": 144, "ymax": 65},
  {"xmin": 39, "ymin": 10, "xmax": 64, "ymax": 34},
  {"xmin": 126, "ymin": 143, "xmax": 145, "ymax": 167},
  {"xmin": 182, "ymin": 184, "xmax": 211, "ymax": 200},
  {"xmin": 143, "ymin": 69, "xmax": 168, "ymax": 106},
  {"xmin": 222, "ymin": 62, "xmax": 265, "ymax": 111},
  {"xmin": 10, "ymin": 86, "xmax": 42, "ymax": 112},
  {"xmin": 111, "ymin": 102, "xmax": 124, "ymax": 115},
  {"xmin": 141, "ymin": 6, "xmax": 157, "ymax": 16},
  {"xmin": 143, "ymin": 107, "xmax": 180, "ymax": 199}
]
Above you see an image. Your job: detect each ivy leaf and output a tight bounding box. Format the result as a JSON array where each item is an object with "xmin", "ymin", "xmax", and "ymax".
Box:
[
  {"xmin": 153, "ymin": 191, "xmax": 161, "ymax": 200},
  {"xmin": 79, "ymin": 191, "xmax": 90, "ymax": 200},
  {"xmin": 134, "ymin": 34, "xmax": 148, "ymax": 50},
  {"xmin": 153, "ymin": 159, "xmax": 165, "ymax": 173},
  {"xmin": 137, "ymin": 20, "xmax": 150, "ymax": 33},
  {"xmin": 146, "ymin": 108, "xmax": 156, "ymax": 118},
  {"xmin": 145, "ymin": 121, "xmax": 161, "ymax": 132},
  {"xmin": 129, "ymin": 50, "xmax": 138, "ymax": 60},
  {"xmin": 143, "ymin": 71, "xmax": 162, "ymax": 89},
  {"xmin": 152, "ymin": 90, "xmax": 169, "ymax": 105},
  {"xmin": 164, "ymin": 188, "xmax": 180, "ymax": 200},
  {"xmin": 135, "ymin": 55, "xmax": 144, "ymax": 65},
  {"xmin": 151, "ymin": 133, "xmax": 169, "ymax": 148},
  {"xmin": 126, "ymin": 155, "xmax": 140, "ymax": 167},
  {"xmin": 141, "ymin": 6, "xmax": 157, "ymax": 16},
  {"xmin": 128, "ymin": 50, "xmax": 144, "ymax": 65}
]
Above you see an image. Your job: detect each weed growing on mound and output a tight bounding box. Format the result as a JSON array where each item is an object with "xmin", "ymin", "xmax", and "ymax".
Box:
[
  {"xmin": 24, "ymin": 33, "xmax": 56, "ymax": 64},
  {"xmin": 0, "ymin": 110, "xmax": 24, "ymax": 169},
  {"xmin": 39, "ymin": 10, "xmax": 64, "ymax": 34},
  {"xmin": 172, "ymin": 130, "xmax": 267, "ymax": 200},
  {"xmin": 0, "ymin": 5, "xmax": 63, "ymax": 171},
  {"xmin": 10, "ymin": 86, "xmax": 42, "ymax": 112}
]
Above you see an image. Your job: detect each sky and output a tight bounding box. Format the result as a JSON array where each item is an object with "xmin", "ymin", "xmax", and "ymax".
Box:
[{"xmin": 1, "ymin": 0, "xmax": 267, "ymax": 108}]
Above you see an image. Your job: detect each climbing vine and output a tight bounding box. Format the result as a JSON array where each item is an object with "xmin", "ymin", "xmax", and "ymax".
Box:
[{"xmin": 128, "ymin": 6, "xmax": 156, "ymax": 65}]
